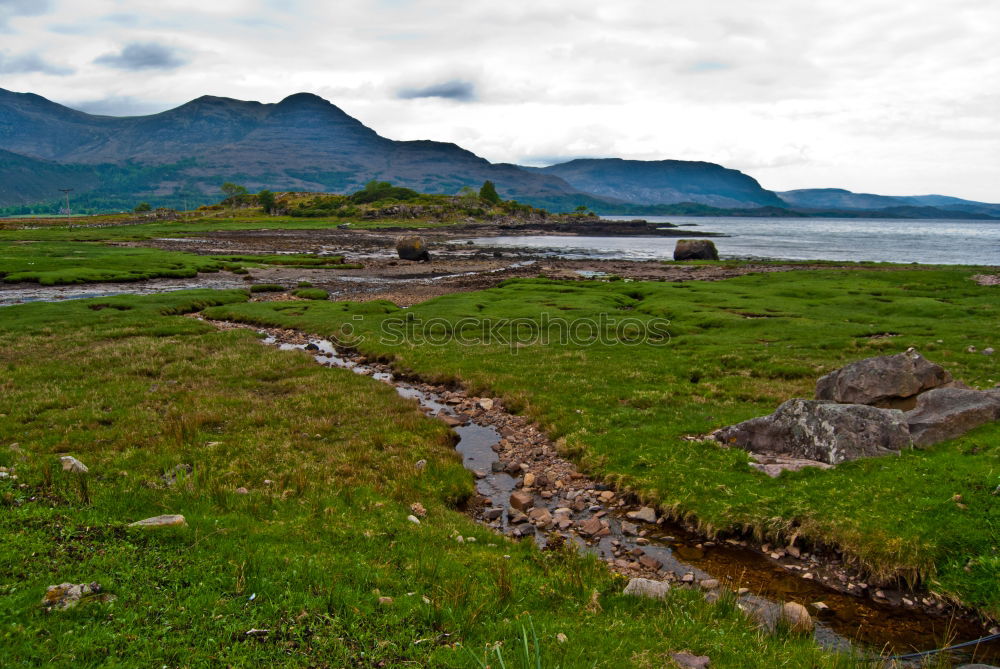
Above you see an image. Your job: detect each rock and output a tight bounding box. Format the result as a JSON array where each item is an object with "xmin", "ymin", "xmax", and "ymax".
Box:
[
  {"xmin": 439, "ymin": 414, "xmax": 467, "ymax": 427},
  {"xmin": 473, "ymin": 469, "xmax": 487, "ymax": 479},
  {"xmin": 670, "ymin": 652, "xmax": 711, "ymax": 669},
  {"xmin": 639, "ymin": 555, "xmax": 662, "ymax": 570},
  {"xmin": 556, "ymin": 632, "xmax": 568, "ymax": 643},
  {"xmin": 621, "ymin": 521, "xmax": 638, "ymax": 535},
  {"xmin": 478, "ymin": 398, "xmax": 494, "ymax": 410},
  {"xmin": 673, "ymin": 239, "xmax": 719, "ymax": 261},
  {"xmin": 129, "ymin": 514, "xmax": 186, "ymax": 529},
  {"xmin": 504, "ymin": 461, "xmax": 522, "ymax": 476},
  {"xmin": 395, "ymin": 236, "xmax": 430, "ymax": 261},
  {"xmin": 623, "ymin": 577, "xmax": 670, "ymax": 599},
  {"xmin": 905, "ymin": 387, "xmax": 1000, "ymax": 446},
  {"xmin": 955, "ymin": 665, "xmax": 1000, "ymax": 669},
  {"xmin": 59, "ymin": 456, "xmax": 89, "ymax": 474},
  {"xmin": 815, "ymin": 350, "xmax": 952, "ymax": 408},
  {"xmin": 681, "ymin": 573, "xmax": 695, "ymax": 583},
  {"xmin": 699, "ymin": 579, "xmax": 719, "ymax": 590},
  {"xmin": 41, "ymin": 582, "xmax": 112, "ymax": 610},
  {"xmin": 378, "ymin": 596, "xmax": 393, "ymax": 606},
  {"xmin": 406, "ymin": 515, "xmax": 421, "ymax": 525},
  {"xmin": 410, "ymin": 502, "xmax": 427, "ymax": 517},
  {"xmin": 235, "ymin": 487, "xmax": 249, "ymax": 495},
  {"xmin": 984, "ymin": 348, "xmax": 995, "ymax": 356},
  {"xmin": 627, "ymin": 507, "xmax": 657, "ymax": 523},
  {"xmin": 483, "ymin": 507, "xmax": 503, "ymax": 521},
  {"xmin": 508, "ymin": 509, "xmax": 529, "ymax": 524},
  {"xmin": 414, "ymin": 459, "xmax": 427, "ymax": 470},
  {"xmin": 528, "ymin": 508, "xmax": 553, "ymax": 528},
  {"xmin": 715, "ymin": 398, "xmax": 910, "ymax": 465},
  {"xmin": 779, "ymin": 601, "xmax": 813, "ymax": 634},
  {"xmin": 523, "ymin": 472, "xmax": 536, "ymax": 487},
  {"xmin": 509, "ymin": 490, "xmax": 534, "ymax": 511},
  {"xmin": 578, "ymin": 516, "xmax": 604, "ymax": 536}
]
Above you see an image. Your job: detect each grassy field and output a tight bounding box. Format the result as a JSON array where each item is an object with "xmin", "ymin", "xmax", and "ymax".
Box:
[
  {"xmin": 201, "ymin": 268, "xmax": 1000, "ymax": 617},
  {"xmin": 0, "ymin": 290, "xmax": 853, "ymax": 667},
  {"xmin": 0, "ymin": 241, "xmax": 362, "ymax": 285}
]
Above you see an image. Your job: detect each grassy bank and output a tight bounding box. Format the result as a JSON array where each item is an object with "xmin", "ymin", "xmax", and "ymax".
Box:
[
  {"xmin": 0, "ymin": 291, "xmax": 850, "ymax": 667},
  {"xmin": 202, "ymin": 268, "xmax": 1000, "ymax": 616}
]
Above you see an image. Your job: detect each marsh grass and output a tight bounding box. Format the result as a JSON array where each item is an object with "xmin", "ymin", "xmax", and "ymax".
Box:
[
  {"xmin": 204, "ymin": 268, "xmax": 1000, "ymax": 615},
  {"xmin": 0, "ymin": 290, "xmax": 853, "ymax": 667}
]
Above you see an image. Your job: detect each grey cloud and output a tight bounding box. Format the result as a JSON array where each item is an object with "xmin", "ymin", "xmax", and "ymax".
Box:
[
  {"xmin": 0, "ymin": 0, "xmax": 51, "ymax": 29},
  {"xmin": 397, "ymin": 80, "xmax": 476, "ymax": 101},
  {"xmin": 684, "ymin": 60, "xmax": 733, "ymax": 74},
  {"xmin": 94, "ymin": 42, "xmax": 188, "ymax": 70},
  {"xmin": 0, "ymin": 50, "xmax": 72, "ymax": 75}
]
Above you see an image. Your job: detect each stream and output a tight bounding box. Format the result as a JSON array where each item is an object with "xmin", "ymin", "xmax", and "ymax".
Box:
[{"xmin": 226, "ymin": 325, "xmax": 999, "ymax": 667}]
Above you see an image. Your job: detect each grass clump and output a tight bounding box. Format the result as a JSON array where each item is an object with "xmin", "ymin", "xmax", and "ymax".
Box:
[
  {"xmin": 203, "ymin": 267, "xmax": 1000, "ymax": 616},
  {"xmin": 248, "ymin": 283, "xmax": 285, "ymax": 293},
  {"xmin": 292, "ymin": 288, "xmax": 329, "ymax": 300},
  {"xmin": 0, "ymin": 291, "xmax": 851, "ymax": 667}
]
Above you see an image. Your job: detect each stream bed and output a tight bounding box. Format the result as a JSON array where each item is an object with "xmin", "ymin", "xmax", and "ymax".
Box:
[{"xmin": 221, "ymin": 323, "xmax": 1000, "ymax": 667}]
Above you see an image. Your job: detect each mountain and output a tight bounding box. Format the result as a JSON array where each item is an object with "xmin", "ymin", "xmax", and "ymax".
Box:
[
  {"xmin": 779, "ymin": 188, "xmax": 1000, "ymax": 218},
  {"xmin": 0, "ymin": 149, "xmax": 100, "ymax": 206},
  {"xmin": 528, "ymin": 158, "xmax": 784, "ymax": 208},
  {"xmin": 0, "ymin": 88, "xmax": 593, "ymax": 209}
]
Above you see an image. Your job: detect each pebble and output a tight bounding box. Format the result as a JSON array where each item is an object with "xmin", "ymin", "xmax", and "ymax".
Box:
[
  {"xmin": 523, "ymin": 472, "xmax": 535, "ymax": 487},
  {"xmin": 410, "ymin": 502, "xmax": 427, "ymax": 517},
  {"xmin": 483, "ymin": 507, "xmax": 503, "ymax": 521},
  {"xmin": 406, "ymin": 515, "xmax": 421, "ymax": 525},
  {"xmin": 235, "ymin": 487, "xmax": 249, "ymax": 494},
  {"xmin": 414, "ymin": 459, "xmax": 426, "ymax": 470},
  {"xmin": 378, "ymin": 596, "xmax": 393, "ymax": 606}
]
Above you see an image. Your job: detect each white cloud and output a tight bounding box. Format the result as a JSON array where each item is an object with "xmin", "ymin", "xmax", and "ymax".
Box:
[{"xmin": 0, "ymin": 0, "xmax": 997, "ymax": 200}]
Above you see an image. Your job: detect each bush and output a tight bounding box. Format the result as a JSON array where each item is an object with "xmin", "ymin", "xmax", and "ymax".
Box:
[
  {"xmin": 349, "ymin": 180, "xmax": 419, "ymax": 204},
  {"xmin": 134, "ymin": 202, "xmax": 151, "ymax": 212}
]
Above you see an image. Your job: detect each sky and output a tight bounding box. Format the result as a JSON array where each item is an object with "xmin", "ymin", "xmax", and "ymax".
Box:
[{"xmin": 1, "ymin": 0, "xmax": 999, "ymax": 201}]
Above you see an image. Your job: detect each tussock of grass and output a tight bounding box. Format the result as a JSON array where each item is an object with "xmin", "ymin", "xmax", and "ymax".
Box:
[
  {"xmin": 0, "ymin": 290, "xmax": 851, "ymax": 667},
  {"xmin": 204, "ymin": 268, "xmax": 1000, "ymax": 615}
]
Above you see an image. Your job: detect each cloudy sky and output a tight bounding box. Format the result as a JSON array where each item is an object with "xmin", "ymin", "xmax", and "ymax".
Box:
[{"xmin": 2, "ymin": 0, "xmax": 999, "ymax": 201}]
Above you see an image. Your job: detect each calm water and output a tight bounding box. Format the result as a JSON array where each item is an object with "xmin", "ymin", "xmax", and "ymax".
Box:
[{"xmin": 466, "ymin": 216, "xmax": 1000, "ymax": 265}]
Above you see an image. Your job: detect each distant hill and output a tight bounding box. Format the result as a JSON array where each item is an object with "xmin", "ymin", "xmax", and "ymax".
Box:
[
  {"xmin": 0, "ymin": 149, "xmax": 99, "ymax": 207},
  {"xmin": 779, "ymin": 188, "xmax": 1000, "ymax": 218},
  {"xmin": 529, "ymin": 158, "xmax": 785, "ymax": 208}
]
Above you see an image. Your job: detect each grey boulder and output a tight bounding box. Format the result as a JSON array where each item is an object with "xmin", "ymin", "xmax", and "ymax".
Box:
[
  {"xmin": 715, "ymin": 399, "xmax": 910, "ymax": 465},
  {"xmin": 815, "ymin": 350, "xmax": 952, "ymax": 408},
  {"xmin": 906, "ymin": 387, "xmax": 1000, "ymax": 446}
]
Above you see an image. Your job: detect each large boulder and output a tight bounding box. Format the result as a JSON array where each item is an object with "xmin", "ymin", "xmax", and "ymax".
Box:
[
  {"xmin": 905, "ymin": 387, "xmax": 1000, "ymax": 446},
  {"xmin": 815, "ymin": 350, "xmax": 952, "ymax": 408},
  {"xmin": 673, "ymin": 239, "xmax": 719, "ymax": 261},
  {"xmin": 715, "ymin": 399, "xmax": 910, "ymax": 464},
  {"xmin": 395, "ymin": 236, "xmax": 430, "ymax": 261}
]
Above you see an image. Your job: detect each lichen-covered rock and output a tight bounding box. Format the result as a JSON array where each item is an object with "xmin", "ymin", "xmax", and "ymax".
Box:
[
  {"xmin": 673, "ymin": 239, "xmax": 719, "ymax": 261},
  {"xmin": 395, "ymin": 236, "xmax": 430, "ymax": 261},
  {"xmin": 906, "ymin": 387, "xmax": 1000, "ymax": 446},
  {"xmin": 815, "ymin": 350, "xmax": 952, "ymax": 408},
  {"xmin": 41, "ymin": 582, "xmax": 113, "ymax": 610},
  {"xmin": 715, "ymin": 399, "xmax": 910, "ymax": 464}
]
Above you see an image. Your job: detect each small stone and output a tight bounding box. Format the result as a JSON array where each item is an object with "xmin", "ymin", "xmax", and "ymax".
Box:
[
  {"xmin": 638, "ymin": 555, "xmax": 662, "ymax": 570},
  {"xmin": 414, "ymin": 459, "xmax": 427, "ymax": 470},
  {"xmin": 599, "ymin": 490, "xmax": 615, "ymax": 502},
  {"xmin": 129, "ymin": 514, "xmax": 186, "ymax": 529},
  {"xmin": 623, "ymin": 577, "xmax": 670, "ymax": 599},
  {"xmin": 681, "ymin": 573, "xmax": 695, "ymax": 583},
  {"xmin": 473, "ymin": 470, "xmax": 487, "ymax": 479},
  {"xmin": 699, "ymin": 579, "xmax": 719, "ymax": 590},
  {"xmin": 523, "ymin": 472, "xmax": 536, "ymax": 487},
  {"xmin": 627, "ymin": 507, "xmax": 657, "ymax": 523},
  {"xmin": 984, "ymin": 347, "xmax": 995, "ymax": 355},
  {"xmin": 737, "ymin": 588, "xmax": 750, "ymax": 595},
  {"xmin": 478, "ymin": 398, "xmax": 495, "ymax": 411},
  {"xmin": 528, "ymin": 507, "xmax": 553, "ymax": 528},
  {"xmin": 802, "ymin": 572, "xmax": 814, "ymax": 580},
  {"xmin": 483, "ymin": 508, "xmax": 503, "ymax": 521},
  {"xmin": 967, "ymin": 346, "xmax": 978, "ymax": 353},
  {"xmin": 779, "ymin": 602, "xmax": 813, "ymax": 634},
  {"xmin": 60, "ymin": 456, "xmax": 89, "ymax": 474},
  {"xmin": 235, "ymin": 487, "xmax": 249, "ymax": 495},
  {"xmin": 509, "ymin": 490, "xmax": 533, "ymax": 512},
  {"xmin": 621, "ymin": 521, "xmax": 638, "ymax": 535},
  {"xmin": 406, "ymin": 515, "xmax": 421, "ymax": 525},
  {"xmin": 670, "ymin": 652, "xmax": 711, "ymax": 669},
  {"xmin": 786, "ymin": 546, "xmax": 801, "ymax": 559},
  {"xmin": 556, "ymin": 633, "xmax": 568, "ymax": 644},
  {"xmin": 378, "ymin": 596, "xmax": 393, "ymax": 606},
  {"xmin": 410, "ymin": 502, "xmax": 427, "ymax": 517},
  {"xmin": 540, "ymin": 491, "xmax": 553, "ymax": 499},
  {"xmin": 578, "ymin": 516, "xmax": 604, "ymax": 536}
]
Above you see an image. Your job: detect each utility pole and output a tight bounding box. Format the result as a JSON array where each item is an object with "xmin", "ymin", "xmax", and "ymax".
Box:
[{"xmin": 59, "ymin": 188, "xmax": 74, "ymax": 216}]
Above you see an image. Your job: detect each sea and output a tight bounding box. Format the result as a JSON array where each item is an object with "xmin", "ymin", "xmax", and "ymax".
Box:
[{"xmin": 462, "ymin": 216, "xmax": 1000, "ymax": 266}]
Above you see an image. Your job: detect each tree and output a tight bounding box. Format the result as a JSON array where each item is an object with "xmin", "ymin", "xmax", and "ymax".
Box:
[
  {"xmin": 479, "ymin": 180, "xmax": 501, "ymax": 204},
  {"xmin": 133, "ymin": 202, "xmax": 151, "ymax": 212},
  {"xmin": 220, "ymin": 182, "xmax": 248, "ymax": 207},
  {"xmin": 258, "ymin": 190, "xmax": 276, "ymax": 214}
]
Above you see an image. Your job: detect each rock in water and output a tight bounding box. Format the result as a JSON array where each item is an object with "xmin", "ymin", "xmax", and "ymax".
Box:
[
  {"xmin": 815, "ymin": 350, "xmax": 952, "ymax": 408},
  {"xmin": 715, "ymin": 399, "xmax": 910, "ymax": 464},
  {"xmin": 509, "ymin": 490, "xmax": 533, "ymax": 512},
  {"xmin": 906, "ymin": 387, "xmax": 1000, "ymax": 446},
  {"xmin": 60, "ymin": 456, "xmax": 89, "ymax": 474},
  {"xmin": 673, "ymin": 239, "xmax": 719, "ymax": 261},
  {"xmin": 396, "ymin": 236, "xmax": 430, "ymax": 261},
  {"xmin": 623, "ymin": 577, "xmax": 670, "ymax": 599},
  {"xmin": 128, "ymin": 514, "xmax": 187, "ymax": 528},
  {"xmin": 779, "ymin": 601, "xmax": 814, "ymax": 634}
]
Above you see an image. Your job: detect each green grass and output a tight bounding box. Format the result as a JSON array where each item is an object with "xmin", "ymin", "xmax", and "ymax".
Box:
[
  {"xmin": 202, "ymin": 268, "xmax": 1000, "ymax": 616},
  {"xmin": 210, "ymin": 254, "xmax": 363, "ymax": 270},
  {"xmin": 291, "ymin": 288, "xmax": 330, "ymax": 300},
  {"xmin": 0, "ymin": 291, "xmax": 853, "ymax": 667},
  {"xmin": 0, "ymin": 241, "xmax": 229, "ymax": 285}
]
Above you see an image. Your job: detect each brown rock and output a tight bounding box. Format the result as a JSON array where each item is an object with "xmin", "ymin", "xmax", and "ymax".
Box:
[
  {"xmin": 779, "ymin": 601, "xmax": 814, "ymax": 634},
  {"xmin": 509, "ymin": 490, "xmax": 534, "ymax": 512},
  {"xmin": 670, "ymin": 652, "xmax": 711, "ymax": 669},
  {"xmin": 578, "ymin": 516, "xmax": 604, "ymax": 536},
  {"xmin": 673, "ymin": 239, "xmax": 719, "ymax": 261}
]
